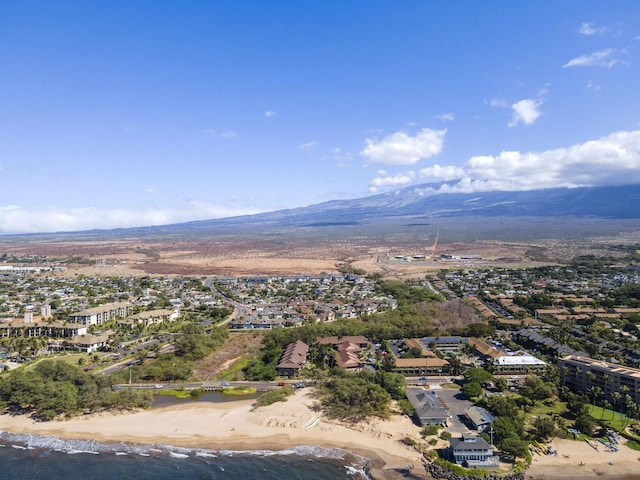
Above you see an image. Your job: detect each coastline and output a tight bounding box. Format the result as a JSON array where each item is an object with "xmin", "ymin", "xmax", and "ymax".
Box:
[
  {"xmin": 526, "ymin": 437, "xmax": 640, "ymax": 480},
  {"xmin": 0, "ymin": 390, "xmax": 428, "ymax": 480}
]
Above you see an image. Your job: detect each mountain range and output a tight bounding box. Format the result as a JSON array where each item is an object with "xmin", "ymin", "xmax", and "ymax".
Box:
[
  {"xmin": 8, "ymin": 184, "xmax": 640, "ymax": 239},
  {"xmin": 171, "ymin": 183, "xmax": 640, "ymax": 232}
]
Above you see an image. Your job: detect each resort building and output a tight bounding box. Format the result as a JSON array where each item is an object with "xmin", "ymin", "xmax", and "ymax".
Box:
[
  {"xmin": 558, "ymin": 355, "xmax": 640, "ymax": 405},
  {"xmin": 418, "ymin": 336, "xmax": 468, "ymax": 353},
  {"xmin": 392, "ymin": 357, "xmax": 449, "ymax": 376},
  {"xmin": 276, "ymin": 340, "xmax": 309, "ymax": 377},
  {"xmin": 68, "ymin": 302, "xmax": 132, "ymax": 326},
  {"xmin": 119, "ymin": 309, "xmax": 180, "ymax": 329},
  {"xmin": 316, "ymin": 336, "xmax": 369, "ymax": 371},
  {"xmin": 0, "ymin": 321, "xmax": 88, "ymax": 338},
  {"xmin": 492, "ymin": 352, "xmax": 547, "ymax": 374}
]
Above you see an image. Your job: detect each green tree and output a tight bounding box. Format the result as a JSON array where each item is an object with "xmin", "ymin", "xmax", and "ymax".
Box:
[
  {"xmin": 463, "ymin": 368, "xmax": 493, "ymax": 384},
  {"xmin": 576, "ymin": 414, "xmax": 597, "ymax": 436},
  {"xmin": 319, "ymin": 375, "xmax": 392, "ymax": 420},
  {"xmin": 494, "ymin": 377, "xmax": 508, "ymax": 392},
  {"xmin": 533, "ymin": 415, "xmax": 555, "ymax": 441},
  {"xmin": 461, "ymin": 381, "xmax": 482, "ymax": 399},
  {"xmin": 498, "ymin": 436, "xmax": 529, "ymax": 458}
]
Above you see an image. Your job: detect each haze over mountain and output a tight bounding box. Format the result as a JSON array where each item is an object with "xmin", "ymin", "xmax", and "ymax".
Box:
[{"xmin": 28, "ymin": 183, "xmax": 633, "ymax": 239}]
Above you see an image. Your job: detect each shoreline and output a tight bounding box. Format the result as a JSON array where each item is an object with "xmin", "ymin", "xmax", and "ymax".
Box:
[
  {"xmin": 526, "ymin": 437, "xmax": 640, "ymax": 480},
  {"xmin": 5, "ymin": 391, "xmax": 639, "ymax": 480},
  {"xmin": 0, "ymin": 390, "xmax": 428, "ymax": 480}
]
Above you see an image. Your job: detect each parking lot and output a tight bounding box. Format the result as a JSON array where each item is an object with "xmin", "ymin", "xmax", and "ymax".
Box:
[{"xmin": 429, "ymin": 385, "xmax": 474, "ymax": 434}]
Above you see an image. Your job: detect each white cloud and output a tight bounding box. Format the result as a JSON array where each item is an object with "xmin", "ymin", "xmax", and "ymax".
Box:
[
  {"xmin": 0, "ymin": 201, "xmax": 265, "ymax": 235},
  {"xmin": 563, "ymin": 49, "xmax": 618, "ymax": 68},
  {"xmin": 360, "ymin": 128, "xmax": 446, "ymax": 165},
  {"xmin": 299, "ymin": 141, "xmax": 317, "ymax": 151},
  {"xmin": 331, "ymin": 147, "xmax": 352, "ymax": 161},
  {"xmin": 580, "ymin": 22, "xmax": 611, "ymax": 36},
  {"xmin": 368, "ymin": 130, "xmax": 640, "ymax": 196},
  {"xmin": 144, "ymin": 188, "xmax": 159, "ymax": 194},
  {"xmin": 264, "ymin": 110, "xmax": 277, "ymax": 117},
  {"xmin": 418, "ymin": 164, "xmax": 466, "ymax": 181},
  {"xmin": 449, "ymin": 130, "xmax": 640, "ymax": 193},
  {"xmin": 433, "ymin": 113, "xmax": 455, "ymax": 121},
  {"xmin": 368, "ymin": 172, "xmax": 415, "ymax": 192},
  {"xmin": 509, "ymin": 99, "xmax": 543, "ymax": 127},
  {"xmin": 202, "ymin": 129, "xmax": 238, "ymax": 139},
  {"xmin": 488, "ymin": 97, "xmax": 508, "ymax": 108},
  {"xmin": 586, "ymin": 80, "xmax": 601, "ymax": 91}
]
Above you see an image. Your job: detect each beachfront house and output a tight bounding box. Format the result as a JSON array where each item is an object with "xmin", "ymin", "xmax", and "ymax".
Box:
[{"xmin": 447, "ymin": 434, "xmax": 498, "ymax": 469}]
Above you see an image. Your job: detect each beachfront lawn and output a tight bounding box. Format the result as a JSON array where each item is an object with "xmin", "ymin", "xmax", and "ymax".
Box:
[
  {"xmin": 588, "ymin": 405, "xmax": 630, "ymax": 432},
  {"xmin": 25, "ymin": 352, "xmax": 104, "ymax": 370},
  {"xmin": 527, "ymin": 399, "xmax": 568, "ymax": 418}
]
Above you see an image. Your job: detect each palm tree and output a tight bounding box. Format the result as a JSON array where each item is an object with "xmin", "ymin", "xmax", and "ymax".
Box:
[
  {"xmin": 589, "ymin": 385, "xmax": 602, "ymax": 410},
  {"xmin": 601, "ymin": 400, "xmax": 612, "ymax": 421},
  {"xmin": 622, "ymin": 395, "xmax": 634, "ymax": 430},
  {"xmin": 559, "ymin": 366, "xmax": 569, "ymax": 388},
  {"xmin": 611, "ymin": 392, "xmax": 622, "ymax": 425}
]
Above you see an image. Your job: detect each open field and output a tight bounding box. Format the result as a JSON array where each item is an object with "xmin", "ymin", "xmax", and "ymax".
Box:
[{"xmin": 1, "ymin": 216, "xmax": 639, "ymax": 277}]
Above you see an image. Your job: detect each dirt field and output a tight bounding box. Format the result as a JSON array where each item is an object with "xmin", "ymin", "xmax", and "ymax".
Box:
[
  {"xmin": 191, "ymin": 332, "xmax": 265, "ymax": 381},
  {"xmin": 1, "ymin": 224, "xmax": 636, "ymax": 278}
]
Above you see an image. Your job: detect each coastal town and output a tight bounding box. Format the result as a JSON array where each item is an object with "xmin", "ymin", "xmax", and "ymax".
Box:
[{"xmin": 1, "ymin": 248, "xmax": 640, "ymax": 479}]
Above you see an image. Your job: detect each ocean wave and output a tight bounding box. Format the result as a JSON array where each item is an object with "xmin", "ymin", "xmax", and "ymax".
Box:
[
  {"xmin": 0, "ymin": 431, "xmax": 371, "ymax": 477},
  {"xmin": 194, "ymin": 451, "xmax": 217, "ymax": 458},
  {"xmin": 169, "ymin": 452, "xmax": 189, "ymax": 459}
]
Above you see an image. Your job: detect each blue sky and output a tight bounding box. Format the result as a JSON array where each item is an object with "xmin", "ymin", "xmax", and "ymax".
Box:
[{"xmin": 1, "ymin": 1, "xmax": 639, "ymax": 234}]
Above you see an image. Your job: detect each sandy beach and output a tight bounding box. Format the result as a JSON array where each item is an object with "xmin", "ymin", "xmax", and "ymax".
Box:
[
  {"xmin": 0, "ymin": 390, "xmax": 428, "ymax": 480},
  {"xmin": 527, "ymin": 437, "xmax": 640, "ymax": 480}
]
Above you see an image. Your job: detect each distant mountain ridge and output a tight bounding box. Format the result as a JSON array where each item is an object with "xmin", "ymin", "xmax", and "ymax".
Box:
[
  {"xmin": 9, "ymin": 184, "xmax": 640, "ymax": 238},
  {"xmin": 177, "ymin": 183, "xmax": 640, "ymax": 231}
]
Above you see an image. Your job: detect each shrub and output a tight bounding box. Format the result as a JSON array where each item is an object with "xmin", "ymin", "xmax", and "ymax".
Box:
[
  {"xmin": 402, "ymin": 436, "xmax": 417, "ymax": 446},
  {"xmin": 255, "ymin": 385, "xmax": 295, "ymax": 407},
  {"xmin": 421, "ymin": 425, "xmax": 440, "ymax": 437}
]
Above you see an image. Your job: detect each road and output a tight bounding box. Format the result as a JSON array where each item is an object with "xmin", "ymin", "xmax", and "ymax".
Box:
[
  {"xmin": 112, "ymin": 379, "xmax": 300, "ymax": 392},
  {"xmin": 204, "ymin": 277, "xmax": 250, "ymax": 327}
]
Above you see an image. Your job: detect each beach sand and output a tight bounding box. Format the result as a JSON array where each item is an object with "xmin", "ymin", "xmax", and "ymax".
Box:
[
  {"xmin": 0, "ymin": 389, "xmax": 428, "ymax": 480},
  {"xmin": 527, "ymin": 437, "xmax": 640, "ymax": 480}
]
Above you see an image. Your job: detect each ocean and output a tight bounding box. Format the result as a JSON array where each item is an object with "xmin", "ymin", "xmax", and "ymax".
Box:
[{"xmin": 0, "ymin": 432, "xmax": 371, "ymax": 480}]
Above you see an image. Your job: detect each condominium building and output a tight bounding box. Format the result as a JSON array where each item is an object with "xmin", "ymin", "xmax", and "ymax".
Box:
[
  {"xmin": 558, "ymin": 355, "xmax": 640, "ymax": 405},
  {"xmin": 68, "ymin": 302, "xmax": 131, "ymax": 326}
]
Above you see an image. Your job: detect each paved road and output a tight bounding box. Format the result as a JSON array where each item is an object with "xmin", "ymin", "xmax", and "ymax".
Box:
[
  {"xmin": 113, "ymin": 380, "xmax": 300, "ymax": 392},
  {"xmin": 204, "ymin": 277, "xmax": 250, "ymax": 327}
]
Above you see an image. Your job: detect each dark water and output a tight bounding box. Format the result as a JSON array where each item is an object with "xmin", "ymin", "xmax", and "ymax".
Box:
[
  {"xmin": 0, "ymin": 432, "xmax": 370, "ymax": 480},
  {"xmin": 151, "ymin": 391, "xmax": 261, "ymax": 407}
]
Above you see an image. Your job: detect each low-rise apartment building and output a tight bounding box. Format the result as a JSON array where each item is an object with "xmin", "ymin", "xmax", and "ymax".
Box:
[
  {"xmin": 558, "ymin": 355, "xmax": 640, "ymax": 405},
  {"xmin": 68, "ymin": 302, "xmax": 132, "ymax": 326}
]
